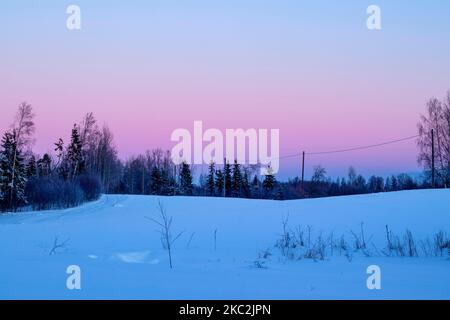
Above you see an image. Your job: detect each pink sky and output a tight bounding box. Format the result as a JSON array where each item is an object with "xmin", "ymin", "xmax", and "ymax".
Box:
[{"xmin": 1, "ymin": 1, "xmax": 450, "ymax": 178}]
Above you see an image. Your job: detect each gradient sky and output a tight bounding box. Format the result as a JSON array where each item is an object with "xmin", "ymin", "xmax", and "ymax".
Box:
[{"xmin": 1, "ymin": 1, "xmax": 450, "ymax": 179}]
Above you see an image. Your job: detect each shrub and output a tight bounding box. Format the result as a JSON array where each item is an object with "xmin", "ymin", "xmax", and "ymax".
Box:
[
  {"xmin": 26, "ymin": 176, "xmax": 86, "ymax": 210},
  {"xmin": 77, "ymin": 174, "xmax": 102, "ymax": 201},
  {"xmin": 26, "ymin": 177, "xmax": 55, "ymax": 210},
  {"xmin": 60, "ymin": 179, "xmax": 85, "ymax": 208}
]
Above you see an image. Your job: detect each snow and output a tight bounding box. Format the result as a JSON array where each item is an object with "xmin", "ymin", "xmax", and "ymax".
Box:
[{"xmin": 0, "ymin": 189, "xmax": 449, "ymax": 299}]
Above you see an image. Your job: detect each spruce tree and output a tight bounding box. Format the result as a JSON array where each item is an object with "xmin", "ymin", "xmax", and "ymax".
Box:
[
  {"xmin": 0, "ymin": 153, "xmax": 5, "ymax": 203},
  {"xmin": 262, "ymin": 166, "xmax": 276, "ymax": 198},
  {"xmin": 224, "ymin": 161, "xmax": 232, "ymax": 197},
  {"xmin": 37, "ymin": 154, "xmax": 52, "ymax": 177},
  {"xmin": 0, "ymin": 132, "xmax": 27, "ymax": 211},
  {"xmin": 252, "ymin": 175, "xmax": 260, "ymax": 198},
  {"xmin": 26, "ymin": 155, "xmax": 37, "ymax": 178},
  {"xmin": 274, "ymin": 185, "xmax": 285, "ymax": 200},
  {"xmin": 231, "ymin": 160, "xmax": 242, "ymax": 197},
  {"xmin": 159, "ymin": 165, "xmax": 175, "ymax": 196},
  {"xmin": 179, "ymin": 162, "xmax": 193, "ymax": 195},
  {"xmin": 390, "ymin": 175, "xmax": 398, "ymax": 191},
  {"xmin": 241, "ymin": 169, "xmax": 251, "ymax": 198},
  {"xmin": 206, "ymin": 162, "xmax": 215, "ymax": 196},
  {"xmin": 150, "ymin": 166, "xmax": 163, "ymax": 195},
  {"xmin": 67, "ymin": 125, "xmax": 84, "ymax": 178},
  {"xmin": 162, "ymin": 173, "xmax": 176, "ymax": 196},
  {"xmin": 215, "ymin": 169, "xmax": 224, "ymax": 196}
]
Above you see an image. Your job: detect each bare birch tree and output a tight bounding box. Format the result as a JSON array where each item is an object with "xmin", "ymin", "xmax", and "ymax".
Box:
[
  {"xmin": 417, "ymin": 92, "xmax": 450, "ymax": 187},
  {"xmin": 9, "ymin": 102, "xmax": 35, "ymax": 208}
]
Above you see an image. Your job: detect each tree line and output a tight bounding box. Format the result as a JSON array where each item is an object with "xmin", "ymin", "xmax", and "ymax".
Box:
[
  {"xmin": 0, "ymin": 91, "xmax": 448, "ymax": 212},
  {"xmin": 281, "ymin": 165, "xmax": 421, "ymax": 200},
  {"xmin": 0, "ymin": 104, "xmax": 121, "ymax": 212},
  {"xmin": 117, "ymin": 155, "xmax": 278, "ymax": 199}
]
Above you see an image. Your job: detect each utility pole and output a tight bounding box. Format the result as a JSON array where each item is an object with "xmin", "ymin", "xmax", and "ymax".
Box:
[
  {"xmin": 431, "ymin": 129, "xmax": 435, "ymax": 188},
  {"xmin": 301, "ymin": 151, "xmax": 305, "ymax": 197}
]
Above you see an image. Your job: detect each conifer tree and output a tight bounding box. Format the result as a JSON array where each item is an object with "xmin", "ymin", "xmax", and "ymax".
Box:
[
  {"xmin": 150, "ymin": 166, "xmax": 163, "ymax": 195},
  {"xmin": 37, "ymin": 154, "xmax": 52, "ymax": 177},
  {"xmin": 26, "ymin": 155, "xmax": 37, "ymax": 178},
  {"xmin": 206, "ymin": 162, "xmax": 215, "ymax": 196},
  {"xmin": 390, "ymin": 175, "xmax": 398, "ymax": 191},
  {"xmin": 274, "ymin": 185, "xmax": 285, "ymax": 200},
  {"xmin": 224, "ymin": 161, "xmax": 232, "ymax": 197},
  {"xmin": 252, "ymin": 175, "xmax": 260, "ymax": 198},
  {"xmin": 262, "ymin": 166, "xmax": 276, "ymax": 198},
  {"xmin": 161, "ymin": 173, "xmax": 176, "ymax": 196},
  {"xmin": 67, "ymin": 125, "xmax": 84, "ymax": 178},
  {"xmin": 0, "ymin": 153, "xmax": 5, "ymax": 203},
  {"xmin": 241, "ymin": 169, "xmax": 251, "ymax": 198},
  {"xmin": 179, "ymin": 162, "xmax": 193, "ymax": 195},
  {"xmin": 232, "ymin": 160, "xmax": 242, "ymax": 197},
  {"xmin": 0, "ymin": 132, "xmax": 27, "ymax": 211},
  {"xmin": 215, "ymin": 169, "xmax": 224, "ymax": 196},
  {"xmin": 0, "ymin": 143, "xmax": 8, "ymax": 209}
]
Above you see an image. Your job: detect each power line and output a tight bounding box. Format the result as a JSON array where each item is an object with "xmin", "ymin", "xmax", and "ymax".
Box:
[
  {"xmin": 306, "ymin": 134, "xmax": 420, "ymax": 155},
  {"xmin": 274, "ymin": 134, "xmax": 420, "ymax": 160},
  {"xmin": 278, "ymin": 153, "xmax": 303, "ymax": 160},
  {"xmin": 292, "ymin": 133, "xmax": 419, "ymax": 197}
]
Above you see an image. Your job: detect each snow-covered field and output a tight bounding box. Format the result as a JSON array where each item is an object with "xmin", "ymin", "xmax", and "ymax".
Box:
[{"xmin": 0, "ymin": 189, "xmax": 449, "ymax": 299}]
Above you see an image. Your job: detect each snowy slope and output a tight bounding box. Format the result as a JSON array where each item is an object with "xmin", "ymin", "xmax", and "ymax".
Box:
[{"xmin": 0, "ymin": 189, "xmax": 449, "ymax": 299}]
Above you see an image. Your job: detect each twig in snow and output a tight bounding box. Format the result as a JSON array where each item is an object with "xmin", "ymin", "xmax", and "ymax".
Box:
[{"xmin": 49, "ymin": 236, "xmax": 70, "ymax": 256}]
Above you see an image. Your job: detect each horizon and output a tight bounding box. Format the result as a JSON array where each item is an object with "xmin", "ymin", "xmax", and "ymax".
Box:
[{"xmin": 0, "ymin": 104, "xmax": 427, "ymax": 181}]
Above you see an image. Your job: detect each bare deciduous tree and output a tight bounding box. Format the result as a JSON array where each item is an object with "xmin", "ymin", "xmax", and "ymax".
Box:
[
  {"xmin": 9, "ymin": 102, "xmax": 35, "ymax": 208},
  {"xmin": 417, "ymin": 92, "xmax": 450, "ymax": 187}
]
